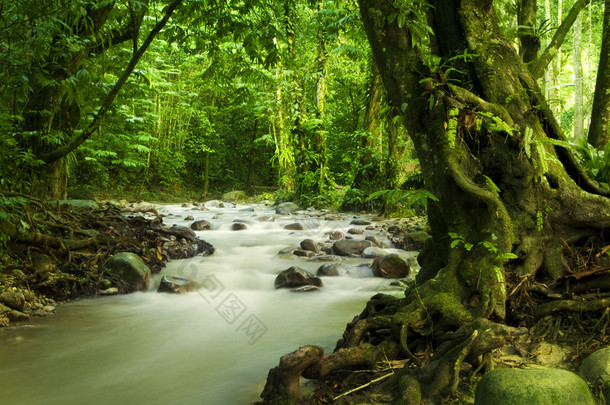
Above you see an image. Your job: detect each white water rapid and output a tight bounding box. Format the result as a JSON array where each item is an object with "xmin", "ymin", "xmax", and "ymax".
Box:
[{"xmin": 0, "ymin": 202, "xmax": 417, "ymax": 404}]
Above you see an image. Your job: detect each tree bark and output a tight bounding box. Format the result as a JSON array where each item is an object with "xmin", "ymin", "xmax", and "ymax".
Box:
[
  {"xmin": 531, "ymin": 0, "xmax": 590, "ymax": 80},
  {"xmin": 518, "ymin": 0, "xmax": 540, "ymax": 64},
  {"xmin": 589, "ymin": 0, "xmax": 610, "ymax": 148}
]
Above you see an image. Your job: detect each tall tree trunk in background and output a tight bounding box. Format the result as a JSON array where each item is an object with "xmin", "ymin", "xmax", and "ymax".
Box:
[
  {"xmin": 518, "ymin": 0, "xmax": 540, "ymax": 63},
  {"xmin": 589, "ymin": 0, "xmax": 610, "ymax": 148},
  {"xmin": 543, "ymin": 0, "xmax": 555, "ymax": 103},
  {"xmin": 349, "ymin": 66, "xmax": 383, "ymax": 193},
  {"xmin": 313, "ymin": 0, "xmax": 329, "ymax": 185},
  {"xmin": 573, "ymin": 3, "xmax": 585, "ymax": 139},
  {"xmin": 384, "ymin": 112, "xmax": 400, "ymax": 189},
  {"xmin": 557, "ymin": 0, "xmax": 563, "ymax": 123},
  {"xmin": 260, "ymin": 0, "xmax": 610, "ymax": 402}
]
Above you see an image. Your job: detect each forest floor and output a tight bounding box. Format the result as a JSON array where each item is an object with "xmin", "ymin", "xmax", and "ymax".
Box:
[{"xmin": 0, "ymin": 196, "xmax": 213, "ymax": 327}]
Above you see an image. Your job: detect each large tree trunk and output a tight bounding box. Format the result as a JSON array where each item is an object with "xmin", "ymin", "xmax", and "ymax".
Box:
[
  {"xmin": 589, "ymin": 0, "xmax": 610, "ymax": 148},
  {"xmin": 260, "ymin": 0, "xmax": 610, "ymax": 403}
]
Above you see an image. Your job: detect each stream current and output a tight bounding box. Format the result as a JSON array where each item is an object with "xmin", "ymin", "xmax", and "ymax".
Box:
[{"xmin": 0, "ymin": 202, "xmax": 416, "ymax": 404}]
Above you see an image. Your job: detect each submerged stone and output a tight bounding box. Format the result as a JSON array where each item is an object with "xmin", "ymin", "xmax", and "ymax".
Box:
[
  {"xmin": 275, "ymin": 267, "xmax": 323, "ymax": 289},
  {"xmin": 157, "ymin": 276, "xmax": 199, "ymax": 294},
  {"xmin": 276, "ymin": 202, "xmax": 300, "ymax": 215}
]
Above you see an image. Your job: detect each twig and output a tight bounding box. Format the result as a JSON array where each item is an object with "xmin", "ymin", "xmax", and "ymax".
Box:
[{"xmin": 332, "ymin": 372, "xmax": 394, "ymax": 401}]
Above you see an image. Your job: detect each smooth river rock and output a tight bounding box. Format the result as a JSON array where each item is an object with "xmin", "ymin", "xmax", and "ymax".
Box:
[
  {"xmin": 316, "ymin": 264, "xmax": 349, "ymax": 277},
  {"xmin": 474, "ymin": 368, "xmax": 596, "ymax": 405},
  {"xmin": 190, "ymin": 220, "xmax": 211, "ymax": 230},
  {"xmin": 276, "ymin": 202, "xmax": 300, "ymax": 215},
  {"xmin": 372, "ymin": 254, "xmax": 410, "ymax": 278},
  {"xmin": 331, "ymin": 239, "xmax": 372, "ymax": 256},
  {"xmin": 157, "ymin": 276, "xmax": 199, "ymax": 294},
  {"xmin": 104, "ymin": 252, "xmax": 151, "ymax": 291},
  {"xmin": 275, "ymin": 267, "xmax": 323, "ymax": 289}
]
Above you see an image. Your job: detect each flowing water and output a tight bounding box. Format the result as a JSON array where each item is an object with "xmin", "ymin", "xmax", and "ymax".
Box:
[{"xmin": 0, "ymin": 203, "xmax": 415, "ymax": 405}]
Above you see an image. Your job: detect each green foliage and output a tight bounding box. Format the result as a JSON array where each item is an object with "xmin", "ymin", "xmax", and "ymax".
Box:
[
  {"xmin": 572, "ymin": 137, "xmax": 610, "ymax": 189},
  {"xmin": 367, "ymin": 188, "xmax": 438, "ymax": 214}
]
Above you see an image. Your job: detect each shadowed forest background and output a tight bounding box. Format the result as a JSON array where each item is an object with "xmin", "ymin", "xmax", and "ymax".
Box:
[{"xmin": 2, "ymin": 0, "xmax": 608, "ymax": 209}]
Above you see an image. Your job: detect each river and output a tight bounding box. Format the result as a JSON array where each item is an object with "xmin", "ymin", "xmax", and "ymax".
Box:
[{"xmin": 0, "ymin": 202, "xmax": 416, "ymax": 404}]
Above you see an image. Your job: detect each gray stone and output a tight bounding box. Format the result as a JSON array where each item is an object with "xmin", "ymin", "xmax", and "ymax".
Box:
[
  {"xmin": 275, "ymin": 267, "xmax": 323, "ymax": 289},
  {"xmin": 300, "ymin": 239, "xmax": 318, "ymax": 253},
  {"xmin": 332, "ymin": 240, "xmax": 373, "ymax": 256},
  {"xmin": 284, "ymin": 223, "xmax": 304, "ymax": 230},
  {"xmin": 157, "ymin": 276, "xmax": 199, "ymax": 294},
  {"xmin": 365, "ymin": 235, "xmax": 385, "ymax": 248},
  {"xmin": 104, "ymin": 252, "xmax": 151, "ymax": 291},
  {"xmin": 348, "ymin": 227, "xmax": 364, "ymax": 235},
  {"xmin": 474, "ymin": 368, "xmax": 596, "ymax": 405},
  {"xmin": 0, "ymin": 291, "xmax": 25, "ymax": 311},
  {"xmin": 100, "ymin": 287, "xmax": 119, "ymax": 295},
  {"xmin": 164, "ymin": 225, "xmax": 197, "ymax": 242},
  {"xmin": 350, "ymin": 218, "xmax": 371, "ymax": 226},
  {"xmin": 293, "ymin": 249, "xmax": 315, "ymax": 258},
  {"xmin": 190, "ymin": 219, "xmax": 211, "ymax": 230},
  {"xmin": 184, "ymin": 215, "xmax": 194, "ymax": 221},
  {"xmin": 329, "ymin": 231, "xmax": 345, "ymax": 240},
  {"xmin": 372, "ymin": 254, "xmax": 410, "ymax": 278},
  {"xmin": 316, "ymin": 264, "xmax": 349, "ymax": 277},
  {"xmin": 223, "ymin": 190, "xmax": 248, "ymax": 203},
  {"xmin": 276, "ymin": 202, "xmax": 300, "ymax": 215},
  {"xmin": 231, "ymin": 222, "xmax": 248, "ymax": 231},
  {"xmin": 307, "ymin": 255, "xmax": 343, "ymax": 262},
  {"xmin": 291, "ymin": 285, "xmax": 321, "ymax": 293},
  {"xmin": 362, "ymin": 246, "xmax": 386, "ymax": 258}
]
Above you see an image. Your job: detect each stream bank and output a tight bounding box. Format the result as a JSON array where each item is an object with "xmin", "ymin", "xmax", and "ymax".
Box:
[{"xmin": 0, "ymin": 199, "xmax": 428, "ymax": 404}]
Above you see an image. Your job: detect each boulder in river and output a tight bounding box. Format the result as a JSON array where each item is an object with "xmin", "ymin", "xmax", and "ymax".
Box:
[
  {"xmin": 231, "ymin": 222, "xmax": 248, "ymax": 231},
  {"xmin": 332, "ymin": 239, "xmax": 373, "ymax": 256},
  {"xmin": 275, "ymin": 267, "xmax": 323, "ymax": 289},
  {"xmin": 350, "ymin": 218, "xmax": 371, "ymax": 226},
  {"xmin": 347, "ymin": 227, "xmax": 364, "ymax": 235},
  {"xmin": 104, "ymin": 252, "xmax": 151, "ymax": 291},
  {"xmin": 276, "ymin": 202, "xmax": 300, "ymax": 215},
  {"xmin": 372, "ymin": 254, "xmax": 410, "ymax": 278},
  {"xmin": 190, "ymin": 219, "xmax": 211, "ymax": 230},
  {"xmin": 474, "ymin": 368, "xmax": 596, "ymax": 405},
  {"xmin": 284, "ymin": 223, "xmax": 304, "ymax": 230},
  {"xmin": 157, "ymin": 276, "xmax": 199, "ymax": 294},
  {"xmin": 362, "ymin": 246, "xmax": 386, "ymax": 259},
  {"xmin": 300, "ymin": 239, "xmax": 318, "ymax": 253},
  {"xmin": 223, "ymin": 190, "xmax": 248, "ymax": 203},
  {"xmin": 316, "ymin": 264, "xmax": 349, "ymax": 277}
]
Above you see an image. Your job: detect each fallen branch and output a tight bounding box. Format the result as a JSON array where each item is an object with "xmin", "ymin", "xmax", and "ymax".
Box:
[
  {"xmin": 332, "ymin": 371, "xmax": 394, "ymax": 401},
  {"xmin": 534, "ymin": 297, "xmax": 610, "ymax": 317}
]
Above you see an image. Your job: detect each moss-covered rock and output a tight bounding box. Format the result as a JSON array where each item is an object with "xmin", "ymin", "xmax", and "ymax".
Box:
[
  {"xmin": 474, "ymin": 368, "xmax": 596, "ymax": 405},
  {"xmin": 372, "ymin": 254, "xmax": 410, "ymax": 278},
  {"xmin": 580, "ymin": 347, "xmax": 610, "ymax": 403},
  {"xmin": 104, "ymin": 252, "xmax": 151, "ymax": 291}
]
